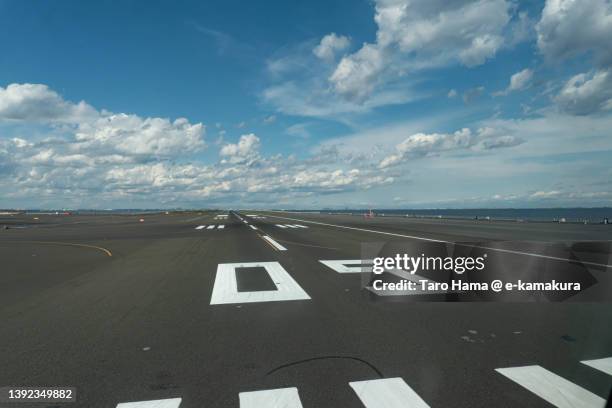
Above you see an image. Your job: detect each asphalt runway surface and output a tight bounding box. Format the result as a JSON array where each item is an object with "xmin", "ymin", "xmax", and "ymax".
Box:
[{"xmin": 1, "ymin": 211, "xmax": 611, "ymax": 407}]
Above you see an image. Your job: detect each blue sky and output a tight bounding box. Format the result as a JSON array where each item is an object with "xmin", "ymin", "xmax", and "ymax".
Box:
[{"xmin": 1, "ymin": 0, "xmax": 611, "ymax": 209}]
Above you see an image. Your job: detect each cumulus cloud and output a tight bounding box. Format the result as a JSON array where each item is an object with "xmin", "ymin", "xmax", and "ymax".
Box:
[
  {"xmin": 554, "ymin": 69, "xmax": 612, "ymax": 115},
  {"xmin": 494, "ymin": 68, "xmax": 533, "ymax": 96},
  {"xmin": 220, "ymin": 133, "xmax": 261, "ymax": 164},
  {"xmin": 536, "ymin": 0, "xmax": 612, "ymax": 66},
  {"xmin": 379, "ymin": 127, "xmax": 523, "ymax": 168},
  {"xmin": 313, "ymin": 33, "xmax": 350, "ymax": 61},
  {"xmin": 0, "ymin": 83, "xmax": 97, "ymax": 122},
  {"xmin": 536, "ymin": 0, "xmax": 612, "ymax": 115},
  {"xmin": 329, "ymin": 0, "xmax": 515, "ymax": 102},
  {"xmin": 0, "ymin": 83, "xmax": 205, "ymax": 160}
]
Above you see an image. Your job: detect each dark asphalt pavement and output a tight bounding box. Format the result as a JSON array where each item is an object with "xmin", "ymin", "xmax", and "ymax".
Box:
[{"xmin": 0, "ymin": 211, "xmax": 611, "ymax": 407}]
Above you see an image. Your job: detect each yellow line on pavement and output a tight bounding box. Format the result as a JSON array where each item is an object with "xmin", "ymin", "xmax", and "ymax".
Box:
[{"xmin": 0, "ymin": 240, "xmax": 113, "ymax": 257}]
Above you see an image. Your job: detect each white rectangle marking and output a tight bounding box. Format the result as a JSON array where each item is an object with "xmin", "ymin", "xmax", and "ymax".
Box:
[
  {"xmin": 262, "ymin": 235, "xmax": 287, "ymax": 251},
  {"xmin": 239, "ymin": 387, "xmax": 303, "ymax": 408},
  {"xmin": 249, "ymin": 225, "xmax": 258, "ymax": 230},
  {"xmin": 195, "ymin": 225, "xmax": 206, "ymax": 230},
  {"xmin": 210, "ymin": 261, "xmax": 310, "ymax": 304},
  {"xmin": 349, "ymin": 378, "xmax": 430, "ymax": 408},
  {"xmin": 581, "ymin": 357, "xmax": 612, "ymax": 376},
  {"xmin": 207, "ymin": 225, "xmax": 216, "ymax": 229},
  {"xmin": 275, "ymin": 224, "xmax": 287, "ymax": 228},
  {"xmin": 495, "ymin": 365, "xmax": 605, "ymax": 408},
  {"xmin": 294, "ymin": 224, "xmax": 308, "ymax": 228},
  {"xmin": 319, "ymin": 259, "xmax": 372, "ymax": 273},
  {"xmin": 285, "ymin": 224, "xmax": 298, "ymax": 228},
  {"xmin": 116, "ymin": 398, "xmax": 182, "ymax": 408},
  {"xmin": 218, "ymin": 225, "xmax": 225, "ymax": 229}
]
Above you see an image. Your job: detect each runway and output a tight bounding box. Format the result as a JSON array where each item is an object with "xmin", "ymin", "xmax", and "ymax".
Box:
[{"xmin": 0, "ymin": 211, "xmax": 611, "ymax": 407}]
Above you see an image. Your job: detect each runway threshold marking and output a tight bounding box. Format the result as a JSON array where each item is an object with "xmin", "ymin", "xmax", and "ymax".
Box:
[
  {"xmin": 261, "ymin": 214, "xmax": 612, "ymax": 269},
  {"xmin": 350, "ymin": 378, "xmax": 430, "ymax": 408},
  {"xmin": 210, "ymin": 262, "xmax": 310, "ymax": 304},
  {"xmin": 581, "ymin": 357, "xmax": 612, "ymax": 375},
  {"xmin": 239, "ymin": 387, "xmax": 303, "ymax": 407},
  {"xmin": 495, "ymin": 365, "xmax": 605, "ymax": 408},
  {"xmin": 195, "ymin": 225, "xmax": 206, "ymax": 230},
  {"xmin": 2, "ymin": 240, "xmax": 113, "ymax": 257},
  {"xmin": 116, "ymin": 397, "xmax": 182, "ymax": 407}
]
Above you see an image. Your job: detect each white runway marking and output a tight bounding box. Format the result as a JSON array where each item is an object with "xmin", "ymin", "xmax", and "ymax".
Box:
[
  {"xmin": 495, "ymin": 365, "xmax": 605, "ymax": 408},
  {"xmin": 581, "ymin": 357, "xmax": 612, "ymax": 375},
  {"xmin": 218, "ymin": 225, "xmax": 225, "ymax": 229},
  {"xmin": 294, "ymin": 224, "xmax": 308, "ymax": 228},
  {"xmin": 210, "ymin": 262, "xmax": 310, "ymax": 304},
  {"xmin": 207, "ymin": 225, "xmax": 216, "ymax": 229},
  {"xmin": 195, "ymin": 225, "xmax": 206, "ymax": 230},
  {"xmin": 275, "ymin": 224, "xmax": 288, "ymax": 228},
  {"xmin": 262, "ymin": 235, "xmax": 287, "ymax": 251},
  {"xmin": 349, "ymin": 378, "xmax": 430, "ymax": 408},
  {"xmin": 249, "ymin": 225, "xmax": 258, "ymax": 230},
  {"xmin": 116, "ymin": 398, "xmax": 182, "ymax": 408},
  {"xmin": 285, "ymin": 224, "xmax": 299, "ymax": 228},
  {"xmin": 239, "ymin": 387, "xmax": 303, "ymax": 408},
  {"xmin": 264, "ymin": 214, "xmax": 612, "ymax": 268},
  {"xmin": 319, "ymin": 259, "xmax": 372, "ymax": 273}
]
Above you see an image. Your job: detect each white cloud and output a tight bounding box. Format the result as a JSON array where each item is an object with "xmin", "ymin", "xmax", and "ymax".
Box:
[
  {"xmin": 329, "ymin": 44, "xmax": 386, "ymax": 102},
  {"xmin": 536, "ymin": 0, "xmax": 612, "ymax": 66},
  {"xmin": 0, "ymin": 83, "xmax": 97, "ymax": 122},
  {"xmin": 554, "ymin": 69, "xmax": 612, "ymax": 115},
  {"xmin": 494, "ymin": 68, "xmax": 534, "ymax": 96},
  {"xmin": 378, "ymin": 127, "xmax": 523, "ymax": 168},
  {"xmin": 328, "ymin": 0, "xmax": 514, "ymax": 102},
  {"xmin": 508, "ymin": 68, "xmax": 533, "ymax": 92},
  {"xmin": 219, "ymin": 133, "xmax": 261, "ymax": 163},
  {"xmin": 263, "ymin": 114, "xmax": 276, "ymax": 124},
  {"xmin": 313, "ymin": 33, "xmax": 350, "ymax": 61}
]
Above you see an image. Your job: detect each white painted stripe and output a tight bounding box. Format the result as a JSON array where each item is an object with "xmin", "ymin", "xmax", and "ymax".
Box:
[
  {"xmin": 581, "ymin": 357, "xmax": 612, "ymax": 375},
  {"xmin": 275, "ymin": 224, "xmax": 287, "ymax": 228},
  {"xmin": 218, "ymin": 225, "xmax": 225, "ymax": 229},
  {"xmin": 116, "ymin": 398, "xmax": 182, "ymax": 408},
  {"xmin": 249, "ymin": 225, "xmax": 258, "ymax": 230},
  {"xmin": 265, "ymin": 214, "xmax": 612, "ymax": 268},
  {"xmin": 239, "ymin": 387, "xmax": 303, "ymax": 408},
  {"xmin": 262, "ymin": 235, "xmax": 287, "ymax": 251},
  {"xmin": 207, "ymin": 225, "xmax": 216, "ymax": 229},
  {"xmin": 319, "ymin": 259, "xmax": 372, "ymax": 273},
  {"xmin": 495, "ymin": 365, "xmax": 605, "ymax": 408},
  {"xmin": 210, "ymin": 262, "xmax": 310, "ymax": 304},
  {"xmin": 349, "ymin": 378, "xmax": 430, "ymax": 408},
  {"xmin": 285, "ymin": 224, "xmax": 299, "ymax": 228},
  {"xmin": 195, "ymin": 225, "xmax": 206, "ymax": 230},
  {"xmin": 294, "ymin": 224, "xmax": 308, "ymax": 228}
]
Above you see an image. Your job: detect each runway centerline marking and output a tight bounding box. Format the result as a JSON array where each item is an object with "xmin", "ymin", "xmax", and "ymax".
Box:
[
  {"xmin": 260, "ymin": 214, "xmax": 612, "ymax": 269},
  {"xmin": 210, "ymin": 262, "xmax": 310, "ymax": 304},
  {"xmin": 349, "ymin": 378, "xmax": 430, "ymax": 408},
  {"xmin": 262, "ymin": 235, "xmax": 288, "ymax": 251},
  {"xmin": 116, "ymin": 397, "xmax": 182, "ymax": 408},
  {"xmin": 495, "ymin": 365, "xmax": 605, "ymax": 408},
  {"xmin": 239, "ymin": 387, "xmax": 303, "ymax": 408}
]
